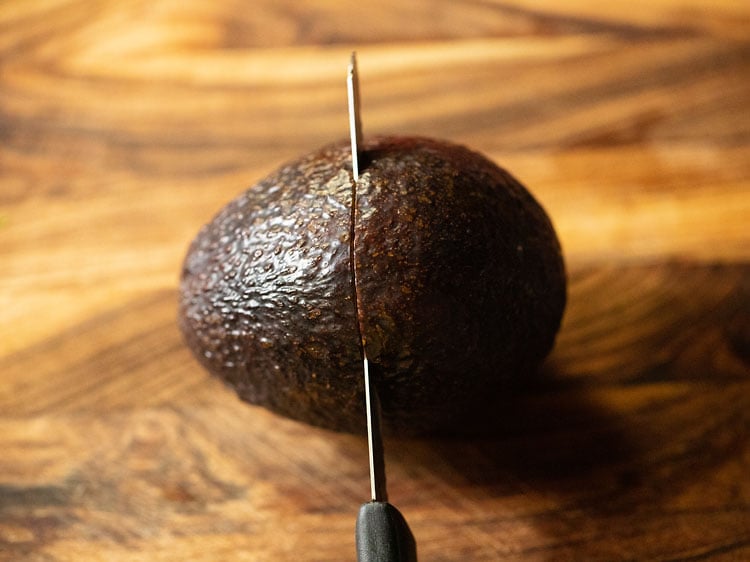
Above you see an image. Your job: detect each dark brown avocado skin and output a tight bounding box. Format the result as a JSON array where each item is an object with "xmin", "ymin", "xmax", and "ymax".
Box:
[{"xmin": 179, "ymin": 136, "xmax": 566, "ymax": 434}]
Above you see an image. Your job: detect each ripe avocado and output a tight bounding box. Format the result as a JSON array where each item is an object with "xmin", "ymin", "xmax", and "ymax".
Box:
[{"xmin": 179, "ymin": 136, "xmax": 566, "ymax": 434}]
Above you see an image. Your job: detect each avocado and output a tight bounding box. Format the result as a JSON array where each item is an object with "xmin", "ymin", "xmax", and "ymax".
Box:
[{"xmin": 179, "ymin": 136, "xmax": 566, "ymax": 434}]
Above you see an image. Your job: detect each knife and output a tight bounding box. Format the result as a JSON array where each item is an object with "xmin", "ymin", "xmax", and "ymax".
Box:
[{"xmin": 348, "ymin": 52, "xmax": 418, "ymax": 562}]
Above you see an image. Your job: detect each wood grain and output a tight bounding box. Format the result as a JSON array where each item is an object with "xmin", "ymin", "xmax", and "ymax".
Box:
[{"xmin": 1, "ymin": 1, "xmax": 749, "ymax": 560}]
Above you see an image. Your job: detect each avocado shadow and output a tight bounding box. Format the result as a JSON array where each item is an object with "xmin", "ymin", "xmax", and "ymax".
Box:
[
  {"xmin": 460, "ymin": 367, "xmax": 632, "ymax": 469},
  {"xmin": 376, "ymin": 361, "xmax": 655, "ymax": 560},
  {"xmin": 387, "ymin": 359, "xmax": 644, "ymax": 509}
]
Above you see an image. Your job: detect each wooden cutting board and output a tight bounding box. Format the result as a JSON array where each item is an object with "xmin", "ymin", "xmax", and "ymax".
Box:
[{"xmin": 1, "ymin": 1, "xmax": 748, "ymax": 560}]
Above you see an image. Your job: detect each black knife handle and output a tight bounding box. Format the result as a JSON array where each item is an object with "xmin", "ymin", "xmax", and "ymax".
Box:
[{"xmin": 356, "ymin": 501, "xmax": 417, "ymax": 562}]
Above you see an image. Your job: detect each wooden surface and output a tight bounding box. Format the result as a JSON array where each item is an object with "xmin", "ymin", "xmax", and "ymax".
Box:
[{"xmin": 1, "ymin": 1, "xmax": 749, "ymax": 560}]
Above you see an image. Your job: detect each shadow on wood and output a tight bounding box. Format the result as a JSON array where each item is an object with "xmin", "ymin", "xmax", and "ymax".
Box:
[{"xmin": 379, "ymin": 261, "xmax": 749, "ymax": 558}]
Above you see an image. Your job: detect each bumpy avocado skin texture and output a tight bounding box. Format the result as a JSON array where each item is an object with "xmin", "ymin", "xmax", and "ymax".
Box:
[{"xmin": 179, "ymin": 136, "xmax": 566, "ymax": 434}]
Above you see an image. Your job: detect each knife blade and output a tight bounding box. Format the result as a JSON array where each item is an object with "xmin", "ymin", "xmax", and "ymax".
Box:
[{"xmin": 348, "ymin": 51, "xmax": 418, "ymax": 562}]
